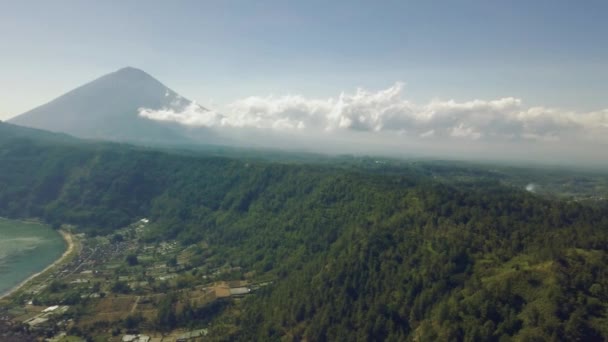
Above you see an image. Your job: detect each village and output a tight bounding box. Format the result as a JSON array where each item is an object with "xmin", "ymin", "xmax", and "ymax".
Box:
[{"xmin": 0, "ymin": 219, "xmax": 268, "ymax": 342}]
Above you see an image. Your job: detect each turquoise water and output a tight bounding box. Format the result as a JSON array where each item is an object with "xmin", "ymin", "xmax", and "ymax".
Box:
[{"xmin": 0, "ymin": 218, "xmax": 66, "ymax": 297}]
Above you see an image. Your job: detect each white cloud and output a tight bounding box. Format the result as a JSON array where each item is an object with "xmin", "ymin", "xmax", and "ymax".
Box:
[
  {"xmin": 139, "ymin": 102, "xmax": 225, "ymax": 127},
  {"xmin": 450, "ymin": 124, "xmax": 482, "ymax": 140},
  {"xmin": 138, "ymin": 83, "xmax": 608, "ymax": 144},
  {"xmin": 419, "ymin": 129, "xmax": 435, "ymax": 138}
]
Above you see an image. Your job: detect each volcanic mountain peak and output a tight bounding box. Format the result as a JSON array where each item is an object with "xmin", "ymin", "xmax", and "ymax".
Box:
[{"xmin": 9, "ymin": 67, "xmax": 201, "ymax": 143}]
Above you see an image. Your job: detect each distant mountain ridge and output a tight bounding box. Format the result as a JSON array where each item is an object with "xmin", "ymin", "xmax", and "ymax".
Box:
[
  {"xmin": 9, "ymin": 67, "xmax": 207, "ymax": 144},
  {"xmin": 0, "ymin": 121, "xmax": 79, "ymax": 145}
]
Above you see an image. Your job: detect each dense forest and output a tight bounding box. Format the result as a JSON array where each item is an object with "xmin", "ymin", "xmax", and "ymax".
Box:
[{"xmin": 1, "ymin": 122, "xmax": 607, "ymax": 341}]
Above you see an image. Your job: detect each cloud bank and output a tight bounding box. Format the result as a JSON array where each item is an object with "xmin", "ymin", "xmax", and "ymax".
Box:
[{"xmin": 139, "ymin": 83, "xmax": 608, "ymax": 145}]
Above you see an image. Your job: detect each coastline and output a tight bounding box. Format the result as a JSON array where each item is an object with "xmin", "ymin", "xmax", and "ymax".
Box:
[{"xmin": 0, "ymin": 229, "xmax": 75, "ymax": 301}]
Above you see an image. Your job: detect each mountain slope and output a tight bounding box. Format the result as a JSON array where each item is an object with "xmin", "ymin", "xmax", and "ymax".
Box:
[
  {"xmin": 9, "ymin": 67, "xmax": 205, "ymax": 143},
  {"xmin": 0, "ymin": 121, "xmax": 79, "ymax": 145},
  {"xmin": 0, "ymin": 123, "xmax": 607, "ymax": 340}
]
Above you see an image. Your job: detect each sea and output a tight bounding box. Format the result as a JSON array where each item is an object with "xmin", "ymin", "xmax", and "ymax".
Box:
[{"xmin": 0, "ymin": 218, "xmax": 66, "ymax": 297}]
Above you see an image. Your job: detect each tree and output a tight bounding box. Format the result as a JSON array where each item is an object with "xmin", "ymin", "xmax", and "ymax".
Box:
[
  {"xmin": 124, "ymin": 313, "xmax": 144, "ymax": 330},
  {"xmin": 111, "ymin": 281, "xmax": 131, "ymax": 294},
  {"xmin": 166, "ymin": 256, "xmax": 178, "ymax": 267},
  {"xmin": 126, "ymin": 254, "xmax": 138, "ymax": 266},
  {"xmin": 157, "ymin": 294, "xmax": 177, "ymax": 331},
  {"xmin": 111, "ymin": 234, "xmax": 124, "ymax": 243}
]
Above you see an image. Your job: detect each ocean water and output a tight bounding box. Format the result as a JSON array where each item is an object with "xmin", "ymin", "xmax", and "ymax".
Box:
[{"xmin": 0, "ymin": 218, "xmax": 66, "ymax": 297}]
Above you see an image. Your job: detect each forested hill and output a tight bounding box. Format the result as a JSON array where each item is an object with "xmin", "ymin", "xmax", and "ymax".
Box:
[{"xmin": 1, "ymin": 122, "xmax": 608, "ymax": 340}]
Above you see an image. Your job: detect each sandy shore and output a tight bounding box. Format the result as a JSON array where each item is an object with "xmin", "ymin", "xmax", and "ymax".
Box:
[{"xmin": 0, "ymin": 229, "xmax": 75, "ymax": 301}]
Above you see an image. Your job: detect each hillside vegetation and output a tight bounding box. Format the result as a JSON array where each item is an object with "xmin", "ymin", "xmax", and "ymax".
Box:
[{"xmin": 0, "ymin": 123, "xmax": 607, "ymax": 341}]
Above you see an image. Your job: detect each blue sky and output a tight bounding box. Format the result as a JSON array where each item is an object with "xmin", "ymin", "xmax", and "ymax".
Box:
[{"xmin": 1, "ymin": 0, "xmax": 607, "ymax": 120}]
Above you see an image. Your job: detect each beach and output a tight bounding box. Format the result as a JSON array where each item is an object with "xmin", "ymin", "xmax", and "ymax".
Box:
[{"xmin": 0, "ymin": 229, "xmax": 75, "ymax": 301}]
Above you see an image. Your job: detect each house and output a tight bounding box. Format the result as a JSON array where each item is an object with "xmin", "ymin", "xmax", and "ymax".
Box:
[
  {"xmin": 229, "ymin": 287, "xmax": 251, "ymax": 296},
  {"xmin": 177, "ymin": 329, "xmax": 208, "ymax": 341},
  {"xmin": 122, "ymin": 334, "xmax": 151, "ymax": 342},
  {"xmin": 42, "ymin": 305, "xmax": 59, "ymax": 313}
]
